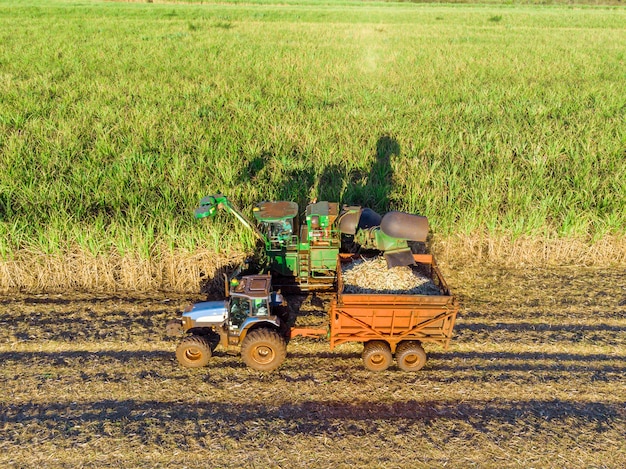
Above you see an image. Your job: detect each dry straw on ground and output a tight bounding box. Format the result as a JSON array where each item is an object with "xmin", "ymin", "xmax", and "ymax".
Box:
[
  {"xmin": 0, "ymin": 235, "xmax": 624, "ymax": 293},
  {"xmin": 0, "ymin": 246, "xmax": 245, "ymax": 294},
  {"xmin": 432, "ymin": 234, "xmax": 626, "ymax": 268},
  {"xmin": 0, "ymin": 264, "xmax": 624, "ymax": 468}
]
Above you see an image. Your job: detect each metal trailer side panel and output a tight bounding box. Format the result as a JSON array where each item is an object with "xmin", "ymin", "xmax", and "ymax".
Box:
[{"xmin": 328, "ymin": 299, "xmax": 458, "ymax": 352}]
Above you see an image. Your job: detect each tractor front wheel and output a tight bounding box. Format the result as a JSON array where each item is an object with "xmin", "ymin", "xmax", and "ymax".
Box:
[
  {"xmin": 362, "ymin": 341, "xmax": 393, "ymax": 371},
  {"xmin": 176, "ymin": 335, "xmax": 212, "ymax": 368},
  {"xmin": 240, "ymin": 328, "xmax": 287, "ymax": 372}
]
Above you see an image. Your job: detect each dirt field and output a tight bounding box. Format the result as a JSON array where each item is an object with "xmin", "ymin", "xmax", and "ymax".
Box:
[{"xmin": 0, "ymin": 264, "xmax": 624, "ymax": 468}]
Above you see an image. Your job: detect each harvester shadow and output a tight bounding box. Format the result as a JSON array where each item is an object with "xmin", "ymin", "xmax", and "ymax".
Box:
[
  {"xmin": 274, "ymin": 292, "xmax": 329, "ymax": 338},
  {"xmin": 241, "ymin": 134, "xmax": 399, "ymax": 214},
  {"xmin": 317, "ymin": 134, "xmax": 399, "ymax": 213},
  {"xmin": 240, "ymin": 149, "xmax": 316, "ymax": 214}
]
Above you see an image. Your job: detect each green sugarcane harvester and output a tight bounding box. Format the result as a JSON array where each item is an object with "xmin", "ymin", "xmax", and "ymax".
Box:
[{"xmin": 195, "ymin": 194, "xmax": 429, "ymax": 290}]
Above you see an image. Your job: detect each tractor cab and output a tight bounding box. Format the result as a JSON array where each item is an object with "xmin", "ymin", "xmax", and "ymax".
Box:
[
  {"xmin": 227, "ymin": 274, "xmax": 282, "ymax": 334},
  {"xmin": 228, "ymin": 293, "xmax": 271, "ymax": 329}
]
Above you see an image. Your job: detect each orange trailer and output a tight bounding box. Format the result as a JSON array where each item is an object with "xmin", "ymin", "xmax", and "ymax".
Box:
[{"xmin": 292, "ymin": 253, "xmax": 459, "ymax": 371}]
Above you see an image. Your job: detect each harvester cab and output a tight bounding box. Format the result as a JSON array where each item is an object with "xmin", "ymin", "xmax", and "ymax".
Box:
[
  {"xmin": 304, "ymin": 201, "xmax": 339, "ymax": 247},
  {"xmin": 252, "ymin": 201, "xmax": 299, "ymax": 250},
  {"xmin": 251, "ymin": 200, "xmax": 340, "ymax": 283}
]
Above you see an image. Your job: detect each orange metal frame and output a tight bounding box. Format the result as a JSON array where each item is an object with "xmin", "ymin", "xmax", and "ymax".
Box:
[
  {"xmin": 329, "ymin": 253, "xmax": 459, "ymax": 352},
  {"xmin": 289, "ymin": 253, "xmax": 460, "ymax": 353}
]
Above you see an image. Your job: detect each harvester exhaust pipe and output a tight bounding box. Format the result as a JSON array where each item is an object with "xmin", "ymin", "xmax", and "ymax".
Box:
[
  {"xmin": 380, "ymin": 212, "xmax": 429, "ymax": 268},
  {"xmin": 380, "ymin": 212, "xmax": 429, "ymax": 243}
]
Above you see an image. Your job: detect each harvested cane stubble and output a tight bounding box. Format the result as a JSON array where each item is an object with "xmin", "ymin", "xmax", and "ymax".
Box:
[{"xmin": 341, "ymin": 256, "xmax": 441, "ymax": 295}]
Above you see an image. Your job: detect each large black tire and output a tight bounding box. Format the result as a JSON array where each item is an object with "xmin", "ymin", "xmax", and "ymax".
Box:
[
  {"xmin": 362, "ymin": 341, "xmax": 393, "ymax": 371},
  {"xmin": 240, "ymin": 328, "xmax": 287, "ymax": 372},
  {"xmin": 176, "ymin": 335, "xmax": 212, "ymax": 368},
  {"xmin": 202, "ymin": 329, "xmax": 221, "ymax": 352},
  {"xmin": 396, "ymin": 341, "xmax": 427, "ymax": 372}
]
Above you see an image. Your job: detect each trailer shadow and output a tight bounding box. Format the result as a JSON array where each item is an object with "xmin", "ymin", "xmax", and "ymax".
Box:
[
  {"xmin": 454, "ymin": 320, "xmax": 625, "ymax": 345},
  {"xmin": 2, "ymin": 398, "xmax": 622, "ymax": 445},
  {"xmin": 5, "ymin": 345, "xmax": 622, "ymax": 382},
  {"xmin": 427, "ymin": 351, "xmax": 625, "ymax": 377},
  {"xmin": 456, "ymin": 322, "xmax": 625, "ymax": 334}
]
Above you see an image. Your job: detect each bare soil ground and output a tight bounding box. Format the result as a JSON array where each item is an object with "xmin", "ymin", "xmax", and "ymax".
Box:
[{"xmin": 0, "ymin": 264, "xmax": 624, "ymax": 468}]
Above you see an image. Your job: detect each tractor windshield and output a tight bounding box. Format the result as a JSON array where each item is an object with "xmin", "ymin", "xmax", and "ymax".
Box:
[{"xmin": 229, "ymin": 296, "xmax": 251, "ymax": 328}]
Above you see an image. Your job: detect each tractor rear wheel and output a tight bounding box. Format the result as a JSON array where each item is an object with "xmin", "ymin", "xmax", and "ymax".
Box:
[
  {"xmin": 241, "ymin": 329, "xmax": 287, "ymax": 372},
  {"xmin": 396, "ymin": 341, "xmax": 427, "ymax": 372},
  {"xmin": 176, "ymin": 335, "xmax": 212, "ymax": 368},
  {"xmin": 362, "ymin": 341, "xmax": 393, "ymax": 371}
]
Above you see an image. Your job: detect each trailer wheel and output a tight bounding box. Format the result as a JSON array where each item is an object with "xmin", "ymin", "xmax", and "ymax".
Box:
[
  {"xmin": 362, "ymin": 341, "xmax": 393, "ymax": 371},
  {"xmin": 241, "ymin": 328, "xmax": 287, "ymax": 372},
  {"xmin": 396, "ymin": 341, "xmax": 427, "ymax": 372},
  {"xmin": 176, "ymin": 335, "xmax": 212, "ymax": 368}
]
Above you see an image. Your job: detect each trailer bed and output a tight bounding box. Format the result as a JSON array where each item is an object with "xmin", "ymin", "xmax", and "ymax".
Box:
[{"xmin": 329, "ymin": 254, "xmax": 459, "ymax": 352}]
